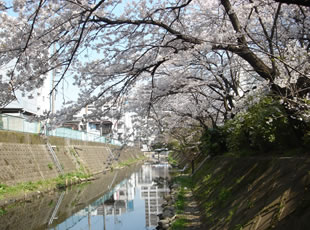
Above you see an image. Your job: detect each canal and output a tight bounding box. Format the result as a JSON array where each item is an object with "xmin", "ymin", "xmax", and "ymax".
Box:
[{"xmin": 0, "ymin": 163, "xmax": 170, "ymax": 230}]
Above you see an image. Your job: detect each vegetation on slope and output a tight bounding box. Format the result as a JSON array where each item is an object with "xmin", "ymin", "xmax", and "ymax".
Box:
[
  {"xmin": 168, "ymin": 150, "xmax": 310, "ymax": 230},
  {"xmin": 199, "ymin": 96, "xmax": 310, "ymax": 157},
  {"xmin": 191, "ymin": 157, "xmax": 310, "ymax": 229},
  {"xmin": 164, "ymin": 95, "xmax": 310, "ymax": 229},
  {"xmin": 115, "ymin": 155, "xmax": 146, "ymax": 168},
  {"xmin": 0, "ymin": 169, "xmax": 91, "ymax": 201}
]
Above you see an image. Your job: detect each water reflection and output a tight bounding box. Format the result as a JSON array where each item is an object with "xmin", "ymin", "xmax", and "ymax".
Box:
[{"xmin": 50, "ymin": 163, "xmax": 170, "ymax": 230}]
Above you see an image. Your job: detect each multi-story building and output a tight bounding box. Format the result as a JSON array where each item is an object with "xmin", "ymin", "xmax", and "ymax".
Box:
[
  {"xmin": 1, "ymin": 74, "xmax": 51, "ymax": 118},
  {"xmin": 62, "ymin": 100, "xmax": 139, "ymax": 146}
]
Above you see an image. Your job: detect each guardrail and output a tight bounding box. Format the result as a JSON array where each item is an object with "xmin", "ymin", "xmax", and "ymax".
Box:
[{"xmin": 0, "ymin": 114, "xmax": 122, "ymax": 146}]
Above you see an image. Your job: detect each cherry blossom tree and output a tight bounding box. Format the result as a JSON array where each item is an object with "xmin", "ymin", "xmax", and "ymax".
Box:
[
  {"xmin": 0, "ymin": 0, "xmax": 309, "ymax": 132},
  {"xmin": 274, "ymin": 0, "xmax": 310, "ymax": 7}
]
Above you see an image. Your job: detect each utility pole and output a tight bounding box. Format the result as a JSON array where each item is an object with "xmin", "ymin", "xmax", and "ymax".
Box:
[
  {"xmin": 51, "ymin": 71, "xmax": 55, "ymax": 114},
  {"xmin": 47, "ymin": 44, "xmax": 56, "ymax": 136},
  {"xmin": 50, "ymin": 43, "xmax": 56, "ymax": 115},
  {"xmin": 85, "ymin": 105, "xmax": 88, "ymax": 132}
]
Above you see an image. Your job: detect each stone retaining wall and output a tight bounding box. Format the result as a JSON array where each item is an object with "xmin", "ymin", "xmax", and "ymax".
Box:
[
  {"xmin": 0, "ymin": 131, "xmax": 144, "ymax": 185},
  {"xmin": 73, "ymin": 146, "xmax": 111, "ymax": 174},
  {"xmin": 53, "ymin": 146, "xmax": 78, "ymax": 174},
  {"xmin": 0, "ymin": 143, "xmax": 59, "ymax": 185}
]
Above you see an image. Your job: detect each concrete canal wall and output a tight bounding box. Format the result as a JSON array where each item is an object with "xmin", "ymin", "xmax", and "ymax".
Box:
[{"xmin": 0, "ymin": 130, "xmax": 144, "ymax": 185}]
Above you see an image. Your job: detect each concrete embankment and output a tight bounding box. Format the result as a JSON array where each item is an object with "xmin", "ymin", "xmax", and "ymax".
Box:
[
  {"xmin": 0, "ymin": 130, "xmax": 144, "ymax": 186},
  {"xmin": 192, "ymin": 156, "xmax": 310, "ymax": 230}
]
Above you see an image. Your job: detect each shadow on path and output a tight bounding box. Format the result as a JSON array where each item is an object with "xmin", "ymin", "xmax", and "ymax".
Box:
[{"xmin": 180, "ymin": 189, "xmax": 202, "ymax": 230}]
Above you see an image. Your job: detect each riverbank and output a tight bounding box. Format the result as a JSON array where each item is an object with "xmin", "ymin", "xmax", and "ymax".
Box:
[
  {"xmin": 167, "ymin": 155, "xmax": 310, "ymax": 230},
  {"xmin": 0, "ymin": 163, "xmax": 143, "ymax": 230},
  {"xmin": 157, "ymin": 173, "xmax": 202, "ymax": 230},
  {"xmin": 0, "ymin": 130, "xmax": 145, "ymax": 203},
  {"xmin": 0, "ymin": 170, "xmax": 95, "ymax": 207}
]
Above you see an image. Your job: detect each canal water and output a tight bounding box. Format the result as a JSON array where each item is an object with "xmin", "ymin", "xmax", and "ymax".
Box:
[{"xmin": 0, "ymin": 163, "xmax": 170, "ymax": 230}]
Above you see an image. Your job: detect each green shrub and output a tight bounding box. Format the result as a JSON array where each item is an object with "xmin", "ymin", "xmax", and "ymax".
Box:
[
  {"xmin": 0, "ymin": 184, "xmax": 8, "ymax": 191},
  {"xmin": 170, "ymin": 218, "xmax": 186, "ymax": 230},
  {"xmin": 199, "ymin": 127, "xmax": 227, "ymax": 156},
  {"xmin": 168, "ymin": 154, "xmax": 178, "ymax": 167},
  {"xmin": 218, "ymin": 187, "xmax": 232, "ymax": 205},
  {"xmin": 20, "ymin": 182, "xmax": 38, "ymax": 191},
  {"xmin": 175, "ymin": 187, "xmax": 185, "ymax": 213},
  {"xmin": 167, "ymin": 140, "xmax": 180, "ymax": 151},
  {"xmin": 303, "ymin": 131, "xmax": 310, "ymax": 148},
  {"xmin": 48, "ymin": 163, "xmax": 53, "ymax": 170},
  {"xmin": 0, "ymin": 208, "xmax": 7, "ymax": 217},
  {"xmin": 224, "ymin": 96, "xmax": 301, "ymax": 153},
  {"xmin": 198, "ymin": 96, "xmax": 308, "ymax": 156}
]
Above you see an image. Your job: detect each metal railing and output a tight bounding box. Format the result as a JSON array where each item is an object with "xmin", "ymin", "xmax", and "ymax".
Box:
[
  {"xmin": 0, "ymin": 114, "xmax": 41, "ymax": 133},
  {"xmin": 0, "ymin": 114, "xmax": 122, "ymax": 146}
]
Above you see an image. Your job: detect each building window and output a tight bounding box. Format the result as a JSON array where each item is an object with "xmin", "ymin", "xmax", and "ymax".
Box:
[{"xmin": 89, "ymin": 123, "xmax": 96, "ymax": 130}]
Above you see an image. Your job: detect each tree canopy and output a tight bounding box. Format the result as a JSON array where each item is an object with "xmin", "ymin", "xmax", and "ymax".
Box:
[{"xmin": 0, "ymin": 0, "xmax": 309, "ymax": 140}]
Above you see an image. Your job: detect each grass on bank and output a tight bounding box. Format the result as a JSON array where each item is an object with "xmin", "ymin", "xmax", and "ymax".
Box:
[
  {"xmin": 168, "ymin": 154, "xmax": 178, "ymax": 167},
  {"xmin": 171, "ymin": 218, "xmax": 187, "ymax": 230},
  {"xmin": 0, "ymin": 169, "xmax": 91, "ymax": 201},
  {"xmin": 170, "ymin": 174, "xmax": 193, "ymax": 230},
  {"xmin": 0, "ymin": 156, "xmax": 146, "ymax": 200},
  {"xmin": 116, "ymin": 156, "xmax": 146, "ymax": 168}
]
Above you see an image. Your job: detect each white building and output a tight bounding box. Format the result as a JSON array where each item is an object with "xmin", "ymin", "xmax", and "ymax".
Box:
[
  {"xmin": 63, "ymin": 100, "xmax": 139, "ymax": 146},
  {"xmin": 0, "ymin": 61, "xmax": 51, "ymax": 118}
]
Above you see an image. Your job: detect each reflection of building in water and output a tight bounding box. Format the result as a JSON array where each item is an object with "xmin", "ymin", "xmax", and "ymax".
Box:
[
  {"xmin": 137, "ymin": 164, "xmax": 170, "ymax": 227},
  {"xmin": 114, "ymin": 174, "xmax": 135, "ymax": 205},
  {"xmin": 77, "ymin": 174, "xmax": 137, "ymax": 218},
  {"xmin": 137, "ymin": 164, "xmax": 169, "ymax": 185},
  {"xmin": 49, "ymin": 164, "xmax": 170, "ymax": 230},
  {"xmin": 97, "ymin": 200, "xmax": 126, "ymax": 216},
  {"xmin": 97, "ymin": 174, "xmax": 136, "ymax": 216},
  {"xmin": 95, "ymin": 165, "xmax": 170, "ymax": 227},
  {"xmin": 141, "ymin": 185, "xmax": 169, "ymax": 227}
]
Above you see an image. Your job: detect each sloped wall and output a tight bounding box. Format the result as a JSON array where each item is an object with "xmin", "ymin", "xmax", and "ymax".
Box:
[
  {"xmin": 73, "ymin": 146, "xmax": 111, "ymax": 174},
  {"xmin": 112, "ymin": 146, "xmax": 143, "ymax": 162},
  {"xmin": 53, "ymin": 146, "xmax": 78, "ymax": 174},
  {"xmin": 0, "ymin": 143, "xmax": 58, "ymax": 185},
  {"xmin": 193, "ymin": 157, "xmax": 310, "ymax": 230},
  {"xmin": 0, "ymin": 131, "xmax": 144, "ymax": 185}
]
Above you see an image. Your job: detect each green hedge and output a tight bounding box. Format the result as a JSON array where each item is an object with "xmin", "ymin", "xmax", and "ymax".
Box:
[{"xmin": 199, "ymin": 96, "xmax": 309, "ymax": 156}]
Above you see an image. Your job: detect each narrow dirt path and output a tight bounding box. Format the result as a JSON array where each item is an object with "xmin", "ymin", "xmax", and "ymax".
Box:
[{"xmin": 179, "ymin": 189, "xmax": 202, "ymax": 229}]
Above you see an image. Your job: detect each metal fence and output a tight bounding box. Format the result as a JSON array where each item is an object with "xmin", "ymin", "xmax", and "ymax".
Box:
[
  {"xmin": 0, "ymin": 114, "xmax": 122, "ymax": 146},
  {"xmin": 0, "ymin": 114, "xmax": 41, "ymax": 134}
]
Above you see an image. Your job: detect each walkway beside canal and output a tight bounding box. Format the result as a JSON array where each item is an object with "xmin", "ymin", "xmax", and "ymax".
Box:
[
  {"xmin": 181, "ymin": 189, "xmax": 202, "ymax": 230},
  {"xmin": 169, "ymin": 171, "xmax": 202, "ymax": 230}
]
